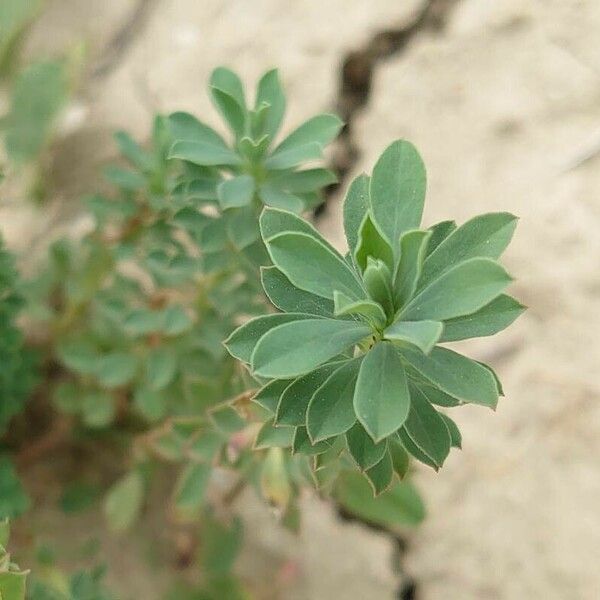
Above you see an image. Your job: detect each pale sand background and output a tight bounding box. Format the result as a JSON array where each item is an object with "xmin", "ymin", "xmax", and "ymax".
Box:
[{"xmin": 2, "ymin": 1, "xmax": 600, "ymax": 598}]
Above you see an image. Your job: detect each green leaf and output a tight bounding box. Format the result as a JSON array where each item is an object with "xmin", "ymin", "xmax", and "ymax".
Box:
[
  {"xmin": 168, "ymin": 140, "xmax": 242, "ymax": 167},
  {"xmin": 411, "ymin": 380, "xmax": 461, "ymax": 407},
  {"xmin": 440, "ymin": 294, "xmax": 525, "ymax": 342},
  {"xmin": 0, "ymin": 457, "xmax": 30, "ymax": 519},
  {"xmin": 362, "ymin": 257, "xmax": 394, "ymax": 317},
  {"xmin": 343, "ymin": 174, "xmax": 370, "ymax": 258},
  {"xmin": 211, "ymin": 67, "xmax": 246, "ymax": 106},
  {"xmin": 260, "ymin": 207, "xmax": 339, "ymax": 255},
  {"xmin": 251, "ymin": 318, "xmax": 371, "ymax": 378},
  {"xmin": 346, "ymin": 422, "xmax": 388, "ymax": 470},
  {"xmin": 145, "ymin": 347, "xmax": 177, "ymax": 390},
  {"xmin": 162, "ymin": 305, "xmax": 193, "ymax": 336},
  {"xmin": 173, "ymin": 463, "xmax": 211, "ymax": 519},
  {"xmin": 261, "ymin": 266, "xmax": 334, "ymax": 317},
  {"xmin": 266, "ymin": 232, "xmax": 366, "ymax": 301},
  {"xmin": 104, "ymin": 470, "xmax": 144, "ymax": 532},
  {"xmin": 3, "ymin": 60, "xmax": 68, "ymax": 164},
  {"xmin": 82, "ymin": 390, "xmax": 116, "ymax": 428},
  {"xmin": 95, "ymin": 352, "xmax": 138, "ymax": 388},
  {"xmin": 271, "ymin": 168, "xmax": 337, "ymax": 193},
  {"xmin": 255, "ymin": 69, "xmax": 286, "ymax": 141},
  {"xmin": 224, "ymin": 313, "xmax": 317, "ymax": 363},
  {"xmin": 402, "ymin": 384, "xmax": 451, "ymax": 468},
  {"xmin": 388, "ymin": 438, "xmax": 410, "ymax": 479},
  {"xmin": 440, "ymin": 413, "xmax": 462, "ymax": 449},
  {"xmin": 273, "ymin": 113, "xmax": 343, "ymax": 154},
  {"xmin": 134, "ymin": 387, "xmax": 167, "ymax": 421},
  {"xmin": 264, "ymin": 142, "xmax": 323, "ymax": 170},
  {"xmin": 365, "ymin": 451, "xmax": 394, "ymax": 496},
  {"xmin": 333, "ymin": 291, "xmax": 386, "ymax": 327},
  {"xmin": 426, "ymin": 220, "xmax": 456, "ymax": 256},
  {"xmin": 124, "ymin": 308, "xmax": 164, "ymax": 336},
  {"xmin": 104, "ymin": 166, "xmax": 146, "ymax": 190},
  {"xmin": 201, "ymin": 513, "xmax": 243, "ymax": 576},
  {"xmin": 276, "ymin": 362, "xmax": 342, "ymax": 426},
  {"xmin": 354, "ymin": 213, "xmax": 394, "ymax": 272},
  {"xmin": 397, "ymin": 429, "xmax": 439, "ymax": 470},
  {"xmin": 383, "ymin": 319, "xmax": 443, "ymax": 354},
  {"xmin": 369, "ymin": 140, "xmax": 426, "ymax": 258},
  {"xmin": 259, "ymin": 183, "xmax": 304, "ymax": 212},
  {"xmin": 401, "ymin": 346, "xmax": 499, "ymax": 408},
  {"xmin": 307, "ymin": 359, "xmax": 361, "ymax": 442},
  {"xmin": 58, "ymin": 341, "xmax": 100, "ymax": 375},
  {"xmin": 238, "ymin": 134, "xmax": 269, "ymax": 162},
  {"xmin": 354, "ymin": 342, "xmax": 410, "ymax": 442},
  {"xmin": 292, "ymin": 427, "xmax": 331, "ymax": 455},
  {"xmin": 334, "ymin": 471, "xmax": 425, "ymax": 527},
  {"xmin": 419, "ymin": 212, "xmax": 518, "ymax": 289},
  {"xmin": 393, "ymin": 229, "xmax": 431, "ymax": 307},
  {"xmin": 226, "ymin": 205, "xmax": 261, "ymax": 249},
  {"xmin": 253, "ymin": 379, "xmax": 293, "ymax": 413},
  {"xmin": 254, "ymin": 419, "xmax": 295, "ymax": 449},
  {"xmin": 168, "ymin": 111, "xmax": 228, "ymax": 149},
  {"xmin": 0, "ymin": 570, "xmax": 27, "ymax": 599},
  {"xmin": 210, "ymin": 406, "xmax": 245, "ymax": 434},
  {"xmin": 401, "ymin": 257, "xmax": 512, "ymax": 321},
  {"xmin": 217, "ymin": 175, "xmax": 255, "ymax": 209},
  {"xmin": 114, "ymin": 130, "xmax": 153, "ymax": 171}
]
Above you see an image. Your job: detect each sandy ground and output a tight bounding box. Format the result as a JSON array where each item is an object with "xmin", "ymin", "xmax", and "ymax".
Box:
[{"xmin": 2, "ymin": 1, "xmax": 600, "ymax": 598}]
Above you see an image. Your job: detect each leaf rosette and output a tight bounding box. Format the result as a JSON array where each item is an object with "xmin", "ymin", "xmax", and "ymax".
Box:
[{"xmin": 225, "ymin": 140, "xmax": 524, "ymax": 493}]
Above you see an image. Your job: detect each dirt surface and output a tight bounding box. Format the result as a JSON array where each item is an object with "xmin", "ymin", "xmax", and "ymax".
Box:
[{"xmin": 3, "ymin": 1, "xmax": 600, "ymax": 599}]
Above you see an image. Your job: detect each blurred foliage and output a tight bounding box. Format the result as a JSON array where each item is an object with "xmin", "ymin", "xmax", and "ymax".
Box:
[{"xmin": 0, "ymin": 519, "xmax": 28, "ymax": 600}]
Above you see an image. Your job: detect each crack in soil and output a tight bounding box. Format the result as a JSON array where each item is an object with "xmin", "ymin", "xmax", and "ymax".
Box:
[
  {"xmin": 328, "ymin": 2, "xmax": 461, "ymax": 597},
  {"xmin": 317, "ymin": 0, "xmax": 460, "ymax": 218}
]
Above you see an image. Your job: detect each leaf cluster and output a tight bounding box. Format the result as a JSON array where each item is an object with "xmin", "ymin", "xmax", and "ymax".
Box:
[{"xmin": 226, "ymin": 140, "xmax": 524, "ymax": 493}]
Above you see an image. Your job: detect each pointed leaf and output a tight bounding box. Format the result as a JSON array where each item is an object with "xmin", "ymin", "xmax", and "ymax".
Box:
[
  {"xmin": 217, "ymin": 175, "xmax": 255, "ymax": 209},
  {"xmin": 402, "ymin": 384, "xmax": 451, "ymax": 467},
  {"xmin": 354, "ymin": 213, "xmax": 394, "ymax": 272},
  {"xmin": 261, "ymin": 266, "xmax": 334, "ymax": 317},
  {"xmin": 274, "ymin": 113, "xmax": 342, "ymax": 153},
  {"xmin": 266, "ymin": 232, "xmax": 366, "ymax": 301},
  {"xmin": 272, "ymin": 168, "xmax": 337, "ymax": 193},
  {"xmin": 168, "ymin": 111, "xmax": 228, "ymax": 149},
  {"xmin": 333, "ymin": 291, "xmax": 386, "ymax": 327},
  {"xmin": 393, "ymin": 229, "xmax": 431, "ymax": 307},
  {"xmin": 145, "ymin": 347, "xmax": 177, "ymax": 390},
  {"xmin": 343, "ymin": 174, "xmax": 370, "ymax": 257},
  {"xmin": 168, "ymin": 140, "xmax": 242, "ymax": 166},
  {"xmin": 426, "ymin": 220, "xmax": 456, "ymax": 256},
  {"xmin": 255, "ymin": 69, "xmax": 286, "ymax": 140},
  {"xmin": 276, "ymin": 362, "xmax": 342, "ymax": 426},
  {"xmin": 440, "ymin": 413, "xmax": 462, "ymax": 449},
  {"xmin": 254, "ymin": 419, "xmax": 295, "ymax": 449},
  {"xmin": 388, "ymin": 438, "xmax": 410, "ymax": 479},
  {"xmin": 224, "ymin": 313, "xmax": 318, "ymax": 363},
  {"xmin": 104, "ymin": 470, "xmax": 144, "ymax": 532},
  {"xmin": 252, "ymin": 319, "xmax": 370, "ymax": 378},
  {"xmin": 384, "ymin": 319, "xmax": 443, "ymax": 354},
  {"xmin": 397, "ymin": 429, "xmax": 439, "ymax": 470},
  {"xmin": 253, "ymin": 379, "xmax": 293, "ymax": 414},
  {"xmin": 419, "ymin": 212, "xmax": 518, "ymax": 289},
  {"xmin": 369, "ymin": 140, "xmax": 426, "ymax": 258},
  {"xmin": 354, "ymin": 342, "xmax": 410, "ymax": 442},
  {"xmin": 307, "ymin": 358, "xmax": 361, "ymax": 442},
  {"xmin": 346, "ymin": 422, "xmax": 388, "ymax": 470},
  {"xmin": 401, "ymin": 346, "xmax": 499, "ymax": 408},
  {"xmin": 173, "ymin": 462, "xmax": 211, "ymax": 519},
  {"xmin": 401, "ymin": 257, "xmax": 512, "ymax": 321},
  {"xmin": 264, "ymin": 142, "xmax": 323, "ymax": 170},
  {"xmin": 292, "ymin": 427, "xmax": 331, "ymax": 455},
  {"xmin": 440, "ymin": 294, "xmax": 525, "ymax": 342},
  {"xmin": 259, "ymin": 183, "xmax": 304, "ymax": 212},
  {"xmin": 365, "ymin": 451, "xmax": 394, "ymax": 496},
  {"xmin": 363, "ymin": 257, "xmax": 394, "ymax": 316}
]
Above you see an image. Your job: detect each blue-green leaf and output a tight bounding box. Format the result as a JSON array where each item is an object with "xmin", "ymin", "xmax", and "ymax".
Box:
[
  {"xmin": 261, "ymin": 266, "xmax": 334, "ymax": 317},
  {"xmin": 383, "ymin": 319, "xmax": 443, "ymax": 354},
  {"xmin": 273, "ymin": 114, "xmax": 343, "ymax": 154},
  {"xmin": 401, "ymin": 258, "xmax": 512, "ymax": 321},
  {"xmin": 346, "ymin": 422, "xmax": 388, "ymax": 470},
  {"xmin": 251, "ymin": 319, "xmax": 371, "ymax": 378},
  {"xmin": 419, "ymin": 212, "xmax": 518, "ymax": 289},
  {"xmin": 401, "ymin": 346, "xmax": 499, "ymax": 408},
  {"xmin": 354, "ymin": 342, "xmax": 410, "ymax": 442},
  {"xmin": 255, "ymin": 69, "xmax": 286, "ymax": 141},
  {"xmin": 440, "ymin": 294, "xmax": 525, "ymax": 342},
  {"xmin": 393, "ymin": 229, "xmax": 431, "ymax": 308},
  {"xmin": 169, "ymin": 140, "xmax": 242, "ymax": 166},
  {"xmin": 217, "ymin": 175, "xmax": 255, "ymax": 209},
  {"xmin": 343, "ymin": 174, "xmax": 370, "ymax": 258},
  {"xmin": 266, "ymin": 232, "xmax": 366, "ymax": 301},
  {"xmin": 369, "ymin": 140, "xmax": 426, "ymax": 258}
]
